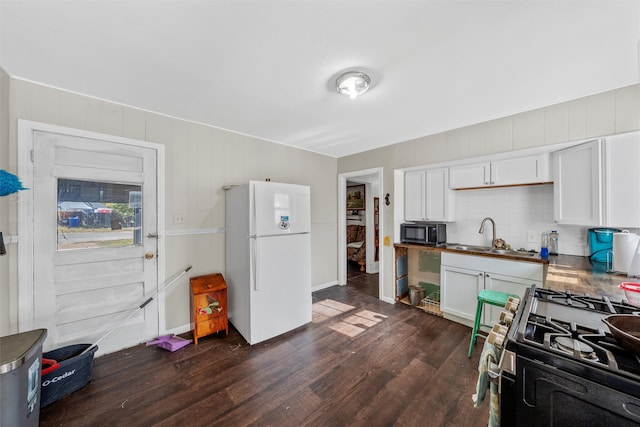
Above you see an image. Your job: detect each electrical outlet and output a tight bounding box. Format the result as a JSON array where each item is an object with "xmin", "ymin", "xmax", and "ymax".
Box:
[
  {"xmin": 174, "ymin": 214, "xmax": 186, "ymax": 224},
  {"xmin": 527, "ymin": 231, "xmax": 537, "ymax": 243}
]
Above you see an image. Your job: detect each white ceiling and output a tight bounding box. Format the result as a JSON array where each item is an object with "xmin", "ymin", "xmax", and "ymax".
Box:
[{"xmin": 1, "ymin": 1, "xmax": 638, "ymax": 158}]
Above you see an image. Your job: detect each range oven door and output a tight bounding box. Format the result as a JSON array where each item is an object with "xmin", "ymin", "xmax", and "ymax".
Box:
[{"xmin": 499, "ymin": 352, "xmax": 640, "ymax": 426}]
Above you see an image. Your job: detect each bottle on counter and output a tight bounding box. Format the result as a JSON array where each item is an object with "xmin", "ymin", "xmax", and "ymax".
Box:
[
  {"xmin": 541, "ymin": 232, "xmax": 549, "ymax": 259},
  {"xmin": 549, "ymin": 230, "xmax": 559, "ymax": 256}
]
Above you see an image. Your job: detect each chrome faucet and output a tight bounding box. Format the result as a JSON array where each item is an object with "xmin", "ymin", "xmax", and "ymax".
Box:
[{"xmin": 479, "ymin": 217, "xmax": 497, "ymax": 248}]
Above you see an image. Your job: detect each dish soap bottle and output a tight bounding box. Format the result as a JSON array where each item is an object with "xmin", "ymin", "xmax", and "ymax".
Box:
[
  {"xmin": 540, "ymin": 232, "xmax": 549, "ymax": 259},
  {"xmin": 549, "ymin": 230, "xmax": 559, "ymax": 255}
]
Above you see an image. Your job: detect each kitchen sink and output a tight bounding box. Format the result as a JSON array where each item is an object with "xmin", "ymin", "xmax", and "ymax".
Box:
[
  {"xmin": 447, "ymin": 244, "xmax": 538, "ymax": 258},
  {"xmin": 449, "ymin": 244, "xmax": 492, "ymax": 252},
  {"xmin": 488, "ymin": 248, "xmax": 537, "ymax": 257}
]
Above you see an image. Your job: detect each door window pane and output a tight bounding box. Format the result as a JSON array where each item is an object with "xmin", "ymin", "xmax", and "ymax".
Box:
[{"xmin": 57, "ymin": 179, "xmax": 142, "ymax": 250}]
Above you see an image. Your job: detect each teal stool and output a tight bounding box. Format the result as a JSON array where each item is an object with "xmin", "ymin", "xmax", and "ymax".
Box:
[{"xmin": 467, "ymin": 289, "xmax": 518, "ymax": 357}]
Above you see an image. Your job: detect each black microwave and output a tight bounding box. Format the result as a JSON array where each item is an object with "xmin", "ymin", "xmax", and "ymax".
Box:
[{"xmin": 400, "ymin": 223, "xmax": 446, "ymax": 246}]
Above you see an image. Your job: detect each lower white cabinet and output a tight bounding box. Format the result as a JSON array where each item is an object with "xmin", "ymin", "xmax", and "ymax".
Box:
[
  {"xmin": 440, "ymin": 264, "xmax": 483, "ymax": 321},
  {"xmin": 440, "ymin": 253, "xmax": 544, "ymax": 327}
]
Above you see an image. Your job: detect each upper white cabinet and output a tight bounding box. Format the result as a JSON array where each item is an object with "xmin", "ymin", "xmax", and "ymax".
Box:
[
  {"xmin": 553, "ymin": 139, "xmax": 603, "ymax": 226},
  {"xmin": 553, "ymin": 132, "xmax": 640, "ymax": 227},
  {"xmin": 448, "ymin": 162, "xmax": 490, "ymax": 189},
  {"xmin": 405, "ymin": 170, "xmax": 425, "ymax": 221},
  {"xmin": 604, "ymin": 132, "xmax": 640, "ymax": 228},
  {"xmin": 404, "ymin": 167, "xmax": 455, "ymax": 222},
  {"xmin": 449, "ymin": 153, "xmax": 551, "ymax": 189}
]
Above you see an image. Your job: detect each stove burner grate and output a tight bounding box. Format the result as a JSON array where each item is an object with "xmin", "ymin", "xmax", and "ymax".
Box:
[
  {"xmin": 552, "ymin": 336, "xmax": 599, "ymax": 361},
  {"xmin": 519, "ymin": 311, "xmax": 640, "ymax": 379}
]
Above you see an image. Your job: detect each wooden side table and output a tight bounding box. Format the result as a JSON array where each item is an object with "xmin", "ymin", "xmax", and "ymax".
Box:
[{"xmin": 190, "ymin": 273, "xmax": 229, "ymax": 345}]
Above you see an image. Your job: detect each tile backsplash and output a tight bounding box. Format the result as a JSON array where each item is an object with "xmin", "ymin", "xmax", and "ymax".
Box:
[{"xmin": 445, "ymin": 184, "xmax": 639, "ymax": 257}]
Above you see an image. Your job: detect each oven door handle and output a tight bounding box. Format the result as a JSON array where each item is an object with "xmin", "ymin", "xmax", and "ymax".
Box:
[{"xmin": 488, "ymin": 361, "xmax": 500, "ymax": 384}]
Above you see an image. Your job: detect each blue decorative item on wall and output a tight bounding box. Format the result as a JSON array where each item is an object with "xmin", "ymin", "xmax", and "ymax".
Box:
[{"xmin": 0, "ymin": 169, "xmax": 28, "ymax": 196}]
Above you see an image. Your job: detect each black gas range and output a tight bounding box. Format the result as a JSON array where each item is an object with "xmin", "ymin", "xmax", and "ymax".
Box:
[{"xmin": 497, "ymin": 286, "xmax": 640, "ymax": 426}]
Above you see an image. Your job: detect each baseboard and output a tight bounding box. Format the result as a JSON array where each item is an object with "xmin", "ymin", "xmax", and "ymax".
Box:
[
  {"xmin": 312, "ymin": 280, "xmax": 340, "ymax": 292},
  {"xmin": 380, "ymin": 295, "xmax": 396, "ymax": 304},
  {"xmin": 162, "ymin": 323, "xmax": 193, "ymax": 337}
]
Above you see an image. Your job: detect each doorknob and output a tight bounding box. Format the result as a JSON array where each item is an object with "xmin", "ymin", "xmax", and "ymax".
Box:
[{"xmin": 145, "ymin": 252, "xmax": 154, "ymax": 259}]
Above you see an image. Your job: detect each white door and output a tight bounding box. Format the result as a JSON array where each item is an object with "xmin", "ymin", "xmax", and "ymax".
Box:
[{"xmin": 30, "ymin": 129, "xmax": 159, "ymax": 355}]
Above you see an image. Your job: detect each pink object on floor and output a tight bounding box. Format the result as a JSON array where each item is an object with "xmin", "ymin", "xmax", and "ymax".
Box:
[{"xmin": 146, "ymin": 334, "xmax": 192, "ymax": 352}]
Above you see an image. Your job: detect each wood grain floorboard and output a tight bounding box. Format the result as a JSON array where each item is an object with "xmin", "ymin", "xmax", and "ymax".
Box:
[{"xmin": 40, "ymin": 274, "xmax": 490, "ymax": 427}]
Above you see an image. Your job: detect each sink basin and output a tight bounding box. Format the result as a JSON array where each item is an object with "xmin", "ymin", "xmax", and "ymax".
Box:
[
  {"xmin": 451, "ymin": 245, "xmax": 492, "ymax": 252},
  {"xmin": 448, "ymin": 244, "xmax": 537, "ymax": 258},
  {"xmin": 489, "ymin": 249, "xmax": 538, "ymax": 257}
]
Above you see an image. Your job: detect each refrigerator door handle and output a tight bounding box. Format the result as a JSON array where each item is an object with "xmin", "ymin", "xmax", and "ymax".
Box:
[{"xmin": 252, "ymin": 237, "xmax": 259, "ymax": 291}]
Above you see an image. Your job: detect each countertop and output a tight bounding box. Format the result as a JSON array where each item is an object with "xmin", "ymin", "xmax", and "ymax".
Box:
[
  {"xmin": 394, "ymin": 242, "xmax": 634, "ymax": 301},
  {"xmin": 394, "ymin": 242, "xmax": 549, "ymax": 264},
  {"xmin": 546, "ymin": 254, "xmax": 631, "ymax": 300}
]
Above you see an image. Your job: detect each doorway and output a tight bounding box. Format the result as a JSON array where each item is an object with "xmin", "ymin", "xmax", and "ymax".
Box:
[
  {"xmin": 18, "ymin": 121, "xmax": 165, "ymax": 355},
  {"xmin": 338, "ymin": 168, "xmax": 383, "ymax": 300}
]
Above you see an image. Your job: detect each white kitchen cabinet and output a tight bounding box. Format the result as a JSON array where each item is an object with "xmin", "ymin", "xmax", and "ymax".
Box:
[
  {"xmin": 440, "ymin": 264, "xmax": 483, "ymax": 321},
  {"xmin": 604, "ymin": 131, "xmax": 640, "ymax": 228},
  {"xmin": 440, "ymin": 252, "xmax": 544, "ymax": 327},
  {"xmin": 553, "ymin": 139, "xmax": 603, "ymax": 226},
  {"xmin": 404, "ymin": 170, "xmax": 425, "ymax": 221},
  {"xmin": 449, "ymin": 153, "xmax": 550, "ymax": 189},
  {"xmin": 491, "ymin": 154, "xmax": 550, "ymax": 186},
  {"xmin": 448, "ymin": 162, "xmax": 490, "ymax": 189},
  {"xmin": 484, "ymin": 272, "xmax": 539, "ymax": 324},
  {"xmin": 404, "ymin": 167, "xmax": 454, "ymax": 222}
]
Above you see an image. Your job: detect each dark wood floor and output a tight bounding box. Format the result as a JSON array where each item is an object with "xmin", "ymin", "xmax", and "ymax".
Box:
[{"xmin": 40, "ymin": 274, "xmax": 489, "ymax": 427}]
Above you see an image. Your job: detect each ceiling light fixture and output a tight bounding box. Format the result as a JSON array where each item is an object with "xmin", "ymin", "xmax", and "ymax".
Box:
[{"xmin": 336, "ymin": 71, "xmax": 371, "ymax": 99}]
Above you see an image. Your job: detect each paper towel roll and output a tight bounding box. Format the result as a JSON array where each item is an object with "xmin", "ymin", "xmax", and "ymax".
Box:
[{"xmin": 613, "ymin": 230, "xmax": 639, "ymax": 273}]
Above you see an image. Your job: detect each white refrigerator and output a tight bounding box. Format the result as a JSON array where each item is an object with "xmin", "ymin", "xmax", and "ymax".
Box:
[{"xmin": 225, "ymin": 181, "xmax": 312, "ymax": 345}]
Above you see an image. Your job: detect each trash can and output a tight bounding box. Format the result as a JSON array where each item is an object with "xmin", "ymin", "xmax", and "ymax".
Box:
[
  {"xmin": 409, "ymin": 285, "xmax": 426, "ymax": 306},
  {"xmin": 1, "ymin": 329, "xmax": 47, "ymax": 427}
]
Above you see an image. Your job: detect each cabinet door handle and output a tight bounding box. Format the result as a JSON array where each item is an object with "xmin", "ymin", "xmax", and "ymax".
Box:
[
  {"xmin": 478, "ymin": 273, "xmax": 483, "ymax": 276},
  {"xmin": 486, "ymin": 274, "xmax": 490, "ymax": 278}
]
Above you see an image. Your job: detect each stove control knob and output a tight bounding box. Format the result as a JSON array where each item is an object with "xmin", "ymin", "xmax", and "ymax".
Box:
[
  {"xmin": 488, "ymin": 324, "xmax": 507, "ymax": 349},
  {"xmin": 491, "ymin": 323, "xmax": 508, "ymax": 336},
  {"xmin": 499, "ymin": 310, "xmax": 514, "ymax": 326},
  {"xmin": 505, "ymin": 297, "xmax": 520, "ymax": 313}
]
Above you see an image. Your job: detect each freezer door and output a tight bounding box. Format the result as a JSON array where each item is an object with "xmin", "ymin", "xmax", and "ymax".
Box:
[
  {"xmin": 252, "ymin": 181, "xmax": 310, "ymax": 236},
  {"xmin": 250, "ymin": 233, "xmax": 311, "ymax": 344}
]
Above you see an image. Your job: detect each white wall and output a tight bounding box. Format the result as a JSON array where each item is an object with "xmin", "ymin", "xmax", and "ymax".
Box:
[
  {"xmin": 1, "ymin": 75, "xmax": 338, "ymax": 337},
  {"xmin": 447, "ymin": 184, "xmax": 616, "ymax": 257},
  {"xmin": 338, "ymin": 84, "xmax": 640, "ymax": 302},
  {"xmin": 0, "ymin": 68, "xmax": 11, "ymax": 335}
]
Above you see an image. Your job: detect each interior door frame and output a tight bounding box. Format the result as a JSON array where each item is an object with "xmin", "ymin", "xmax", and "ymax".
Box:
[
  {"xmin": 17, "ymin": 120, "xmax": 166, "ymax": 333},
  {"xmin": 338, "ymin": 167, "xmax": 385, "ymax": 301}
]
